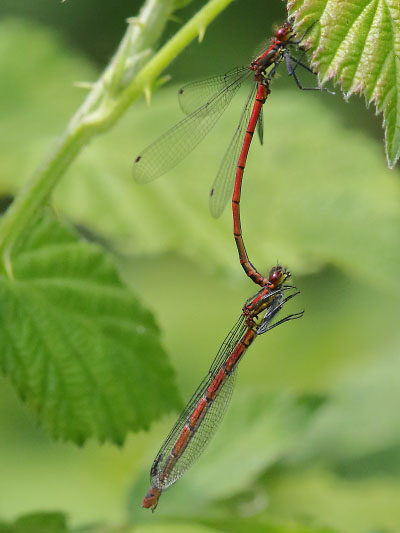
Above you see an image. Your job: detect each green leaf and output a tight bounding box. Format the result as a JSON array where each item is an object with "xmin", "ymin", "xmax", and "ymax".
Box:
[
  {"xmin": 14, "ymin": 512, "xmax": 67, "ymax": 533},
  {"xmin": 0, "ymin": 512, "xmax": 67, "ymax": 533},
  {"xmin": 0, "ymin": 214, "xmax": 181, "ymax": 444},
  {"xmin": 288, "ymin": 0, "xmax": 400, "ymax": 167}
]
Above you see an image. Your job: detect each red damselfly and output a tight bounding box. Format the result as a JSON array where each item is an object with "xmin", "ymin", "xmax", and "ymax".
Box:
[
  {"xmin": 133, "ymin": 20, "xmax": 332, "ymax": 285},
  {"xmin": 132, "ymin": 20, "xmax": 327, "ymax": 208},
  {"xmin": 142, "ymin": 265, "xmax": 303, "ymax": 511},
  {"xmin": 133, "ymin": 19, "xmax": 332, "ymax": 211}
]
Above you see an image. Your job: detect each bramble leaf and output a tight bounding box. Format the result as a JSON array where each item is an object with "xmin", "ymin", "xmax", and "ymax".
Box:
[
  {"xmin": 288, "ymin": 0, "xmax": 400, "ymax": 168},
  {"xmin": 0, "ymin": 214, "xmax": 181, "ymax": 444},
  {"xmin": 14, "ymin": 512, "xmax": 67, "ymax": 533},
  {"xmin": 0, "ymin": 512, "xmax": 67, "ymax": 533}
]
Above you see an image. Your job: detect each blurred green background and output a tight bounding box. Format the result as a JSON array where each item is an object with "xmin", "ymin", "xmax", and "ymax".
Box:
[{"xmin": 1, "ymin": 1, "xmax": 400, "ymax": 532}]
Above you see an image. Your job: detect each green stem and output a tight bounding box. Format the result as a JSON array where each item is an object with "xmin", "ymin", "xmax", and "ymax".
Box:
[
  {"xmin": 105, "ymin": 0, "xmax": 235, "ymax": 127},
  {"xmin": 0, "ymin": 0, "xmax": 234, "ymax": 262}
]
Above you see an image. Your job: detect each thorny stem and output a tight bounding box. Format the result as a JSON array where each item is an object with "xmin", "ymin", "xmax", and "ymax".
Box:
[{"xmin": 0, "ymin": 0, "xmax": 234, "ymax": 267}]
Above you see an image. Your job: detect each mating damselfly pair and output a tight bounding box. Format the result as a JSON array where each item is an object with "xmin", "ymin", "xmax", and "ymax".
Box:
[{"xmin": 135, "ymin": 18, "xmax": 330, "ymax": 510}]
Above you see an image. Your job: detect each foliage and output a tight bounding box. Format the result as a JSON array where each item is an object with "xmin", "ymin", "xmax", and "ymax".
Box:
[
  {"xmin": 0, "ymin": 512, "xmax": 67, "ymax": 533},
  {"xmin": 289, "ymin": 0, "xmax": 400, "ymax": 167},
  {"xmin": 0, "ymin": 213, "xmax": 181, "ymax": 444}
]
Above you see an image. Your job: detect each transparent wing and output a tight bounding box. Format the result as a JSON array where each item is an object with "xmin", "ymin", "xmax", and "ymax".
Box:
[
  {"xmin": 178, "ymin": 66, "xmax": 250, "ymax": 115},
  {"xmin": 257, "ymin": 290, "xmax": 303, "ymax": 335},
  {"xmin": 209, "ymin": 83, "xmax": 258, "ymax": 218},
  {"xmin": 149, "ymin": 315, "xmax": 246, "ymax": 489},
  {"xmin": 257, "ymin": 293, "xmax": 284, "ymax": 334},
  {"xmin": 132, "ymin": 72, "xmax": 248, "ymax": 184},
  {"xmin": 153, "ymin": 369, "xmax": 237, "ymax": 489}
]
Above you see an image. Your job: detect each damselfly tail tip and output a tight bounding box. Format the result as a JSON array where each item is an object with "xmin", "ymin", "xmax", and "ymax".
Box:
[{"xmin": 142, "ymin": 486, "xmax": 161, "ymax": 512}]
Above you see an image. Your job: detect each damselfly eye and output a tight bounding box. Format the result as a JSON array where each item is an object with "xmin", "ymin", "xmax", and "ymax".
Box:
[
  {"xmin": 275, "ymin": 22, "xmax": 292, "ymax": 41},
  {"xmin": 275, "ymin": 27, "xmax": 287, "ymax": 39},
  {"xmin": 268, "ymin": 265, "xmax": 285, "ymax": 285}
]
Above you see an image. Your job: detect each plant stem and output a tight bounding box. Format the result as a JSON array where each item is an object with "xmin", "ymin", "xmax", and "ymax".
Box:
[{"xmin": 0, "ymin": 0, "xmax": 234, "ymax": 264}]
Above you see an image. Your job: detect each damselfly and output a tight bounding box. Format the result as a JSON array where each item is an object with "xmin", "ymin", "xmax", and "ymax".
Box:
[
  {"xmin": 132, "ymin": 19, "xmax": 332, "ymax": 285},
  {"xmin": 142, "ymin": 264, "xmax": 303, "ymax": 511},
  {"xmin": 133, "ymin": 20, "xmax": 327, "ymax": 207}
]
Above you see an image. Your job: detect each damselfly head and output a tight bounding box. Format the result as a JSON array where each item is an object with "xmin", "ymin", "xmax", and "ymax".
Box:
[
  {"xmin": 275, "ymin": 21, "xmax": 293, "ymax": 42},
  {"xmin": 142, "ymin": 486, "xmax": 161, "ymax": 512},
  {"xmin": 268, "ymin": 265, "xmax": 290, "ymax": 286}
]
